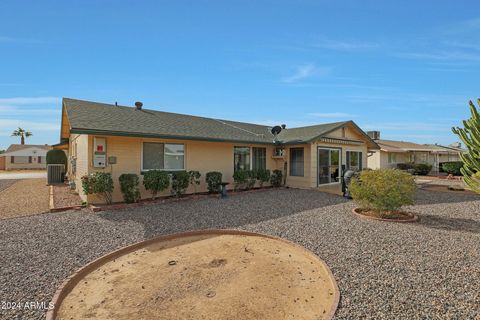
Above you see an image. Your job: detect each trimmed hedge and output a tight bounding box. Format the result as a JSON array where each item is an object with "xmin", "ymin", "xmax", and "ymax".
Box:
[
  {"xmin": 441, "ymin": 161, "xmax": 463, "ymax": 176},
  {"xmin": 270, "ymin": 169, "xmax": 283, "ymax": 187},
  {"xmin": 413, "ymin": 163, "xmax": 432, "ymax": 175},
  {"xmin": 143, "ymin": 170, "xmax": 170, "ymax": 199},
  {"xmin": 206, "ymin": 171, "xmax": 222, "ymax": 193},
  {"xmin": 81, "ymin": 172, "xmax": 114, "ymax": 204},
  {"xmin": 119, "ymin": 173, "xmax": 140, "ymax": 203},
  {"xmin": 256, "ymin": 169, "xmax": 271, "ymax": 187},
  {"xmin": 171, "ymin": 171, "xmax": 190, "ymax": 197}
]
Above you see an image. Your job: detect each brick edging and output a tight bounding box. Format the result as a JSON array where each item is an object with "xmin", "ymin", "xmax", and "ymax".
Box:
[
  {"xmin": 46, "ymin": 229, "xmax": 340, "ymax": 320},
  {"xmin": 352, "ymin": 208, "xmax": 419, "ymax": 223}
]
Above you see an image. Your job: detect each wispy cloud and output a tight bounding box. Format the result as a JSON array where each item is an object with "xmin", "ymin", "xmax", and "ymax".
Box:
[
  {"xmin": 0, "ymin": 119, "xmax": 58, "ymax": 133},
  {"xmin": 311, "ymin": 38, "xmax": 379, "ymax": 52},
  {"xmin": 0, "ymin": 96, "xmax": 60, "ymax": 105},
  {"xmin": 308, "ymin": 112, "xmax": 356, "ymax": 118},
  {"xmin": 281, "ymin": 64, "xmax": 331, "ymax": 83}
]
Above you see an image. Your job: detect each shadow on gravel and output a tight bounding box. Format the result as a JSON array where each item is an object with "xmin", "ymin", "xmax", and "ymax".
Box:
[
  {"xmin": 419, "ymin": 214, "xmax": 480, "ymax": 234},
  {"xmin": 98, "ymin": 189, "xmax": 350, "ymax": 239},
  {"xmin": 414, "ymin": 189, "xmax": 480, "ymax": 205}
]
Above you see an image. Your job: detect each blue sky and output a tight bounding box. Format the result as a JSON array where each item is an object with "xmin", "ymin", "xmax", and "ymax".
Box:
[{"xmin": 1, "ymin": 0, "xmax": 479, "ymax": 150}]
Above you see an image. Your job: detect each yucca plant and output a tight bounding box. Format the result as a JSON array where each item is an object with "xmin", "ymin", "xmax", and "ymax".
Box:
[{"xmin": 452, "ymin": 99, "xmax": 480, "ymax": 193}]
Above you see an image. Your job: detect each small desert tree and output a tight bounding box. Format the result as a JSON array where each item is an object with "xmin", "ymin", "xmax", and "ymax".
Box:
[{"xmin": 452, "ymin": 99, "xmax": 480, "ymax": 193}]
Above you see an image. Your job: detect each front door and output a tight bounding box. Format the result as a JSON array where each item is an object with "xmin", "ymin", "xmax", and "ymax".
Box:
[{"xmin": 318, "ymin": 148, "xmax": 341, "ymax": 185}]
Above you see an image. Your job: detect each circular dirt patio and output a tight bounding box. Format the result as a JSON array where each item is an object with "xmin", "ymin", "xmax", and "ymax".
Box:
[{"xmin": 51, "ymin": 230, "xmax": 339, "ymax": 320}]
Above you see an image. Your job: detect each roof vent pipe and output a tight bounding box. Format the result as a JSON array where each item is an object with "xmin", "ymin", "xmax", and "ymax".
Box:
[
  {"xmin": 281, "ymin": 124, "xmax": 286, "ymax": 129},
  {"xmin": 135, "ymin": 101, "xmax": 143, "ymax": 110}
]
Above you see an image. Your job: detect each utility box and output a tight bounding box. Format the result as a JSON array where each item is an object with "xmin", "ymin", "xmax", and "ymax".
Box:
[
  {"xmin": 93, "ymin": 137, "xmax": 107, "ymax": 168},
  {"xmin": 47, "ymin": 164, "xmax": 65, "ymax": 185}
]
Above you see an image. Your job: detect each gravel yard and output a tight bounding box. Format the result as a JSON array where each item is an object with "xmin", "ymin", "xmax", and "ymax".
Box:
[
  {"xmin": 0, "ymin": 179, "xmax": 49, "ymax": 220},
  {"xmin": 0, "ymin": 179, "xmax": 17, "ymax": 192},
  {"xmin": 1, "ymin": 188, "xmax": 479, "ymax": 319}
]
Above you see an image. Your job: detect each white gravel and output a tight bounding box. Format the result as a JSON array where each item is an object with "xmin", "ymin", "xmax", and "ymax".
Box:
[{"xmin": 0, "ymin": 188, "xmax": 479, "ymax": 319}]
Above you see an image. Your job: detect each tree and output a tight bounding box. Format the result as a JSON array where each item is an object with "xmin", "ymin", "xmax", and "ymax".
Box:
[
  {"xmin": 452, "ymin": 99, "xmax": 480, "ymax": 193},
  {"xmin": 11, "ymin": 128, "xmax": 32, "ymax": 145}
]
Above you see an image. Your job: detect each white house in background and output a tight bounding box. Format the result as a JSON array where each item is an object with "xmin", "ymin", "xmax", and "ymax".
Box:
[
  {"xmin": 0, "ymin": 144, "xmax": 51, "ymax": 170},
  {"xmin": 366, "ymin": 131, "xmax": 463, "ymax": 174}
]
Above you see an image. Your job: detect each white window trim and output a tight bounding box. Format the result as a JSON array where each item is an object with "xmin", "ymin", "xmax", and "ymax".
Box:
[{"xmin": 141, "ymin": 142, "xmax": 186, "ymax": 172}]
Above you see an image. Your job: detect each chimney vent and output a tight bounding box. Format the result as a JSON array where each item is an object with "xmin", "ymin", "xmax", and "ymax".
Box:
[
  {"xmin": 367, "ymin": 131, "xmax": 380, "ymax": 140},
  {"xmin": 135, "ymin": 101, "xmax": 143, "ymax": 110},
  {"xmin": 281, "ymin": 124, "xmax": 286, "ymax": 129},
  {"xmin": 115, "ymin": 101, "xmax": 118, "ymax": 106}
]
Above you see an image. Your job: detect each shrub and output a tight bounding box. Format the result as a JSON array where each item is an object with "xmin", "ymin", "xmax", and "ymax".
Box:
[
  {"xmin": 245, "ymin": 170, "xmax": 257, "ymax": 189},
  {"xmin": 270, "ymin": 169, "xmax": 283, "ymax": 187},
  {"xmin": 188, "ymin": 170, "xmax": 201, "ymax": 194},
  {"xmin": 256, "ymin": 169, "xmax": 271, "ymax": 187},
  {"xmin": 119, "ymin": 174, "xmax": 140, "ymax": 203},
  {"xmin": 441, "ymin": 161, "xmax": 463, "ymax": 176},
  {"xmin": 413, "ymin": 163, "xmax": 432, "ymax": 175},
  {"xmin": 233, "ymin": 170, "xmax": 248, "ymax": 190},
  {"xmin": 396, "ymin": 163, "xmax": 414, "ymax": 171},
  {"xmin": 171, "ymin": 171, "xmax": 190, "ymax": 197},
  {"xmin": 46, "ymin": 149, "xmax": 68, "ymax": 171},
  {"xmin": 206, "ymin": 171, "xmax": 222, "ymax": 193},
  {"xmin": 143, "ymin": 170, "xmax": 170, "ymax": 199},
  {"xmin": 81, "ymin": 172, "xmax": 114, "ymax": 204},
  {"xmin": 349, "ymin": 169, "xmax": 416, "ymax": 214}
]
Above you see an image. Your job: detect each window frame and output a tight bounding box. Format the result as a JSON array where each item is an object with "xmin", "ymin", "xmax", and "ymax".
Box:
[
  {"xmin": 252, "ymin": 147, "xmax": 267, "ymax": 172},
  {"xmin": 346, "ymin": 151, "xmax": 363, "ymax": 171},
  {"xmin": 289, "ymin": 147, "xmax": 305, "ymax": 177},
  {"xmin": 233, "ymin": 146, "xmax": 251, "ymax": 173},
  {"xmin": 388, "ymin": 153, "xmax": 397, "ymax": 164},
  {"xmin": 141, "ymin": 142, "xmax": 185, "ymax": 172},
  {"xmin": 317, "ymin": 146, "xmax": 342, "ymax": 185}
]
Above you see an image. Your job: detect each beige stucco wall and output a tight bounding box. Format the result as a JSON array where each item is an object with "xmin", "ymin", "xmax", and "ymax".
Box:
[
  {"xmin": 73, "ymin": 135, "xmax": 278, "ymax": 203},
  {"xmin": 5, "ymin": 160, "xmax": 46, "ymax": 170}
]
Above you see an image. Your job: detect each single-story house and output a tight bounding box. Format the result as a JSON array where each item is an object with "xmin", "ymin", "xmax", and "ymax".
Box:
[
  {"xmin": 366, "ymin": 131, "xmax": 463, "ymax": 174},
  {"xmin": 58, "ymin": 98, "xmax": 379, "ymax": 203},
  {"xmin": 0, "ymin": 144, "xmax": 50, "ymax": 170}
]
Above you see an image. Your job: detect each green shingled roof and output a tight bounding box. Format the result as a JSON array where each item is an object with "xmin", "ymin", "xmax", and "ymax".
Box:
[{"xmin": 62, "ymin": 98, "xmax": 376, "ymax": 147}]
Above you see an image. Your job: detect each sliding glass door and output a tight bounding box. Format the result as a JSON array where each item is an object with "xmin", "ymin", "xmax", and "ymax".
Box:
[{"xmin": 318, "ymin": 148, "xmax": 341, "ymax": 185}]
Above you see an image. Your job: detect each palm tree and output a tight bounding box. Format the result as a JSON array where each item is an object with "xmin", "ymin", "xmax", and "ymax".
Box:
[{"xmin": 11, "ymin": 128, "xmax": 33, "ymax": 145}]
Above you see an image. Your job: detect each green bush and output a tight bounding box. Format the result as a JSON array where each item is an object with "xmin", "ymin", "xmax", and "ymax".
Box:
[
  {"xmin": 270, "ymin": 169, "xmax": 283, "ymax": 187},
  {"xmin": 206, "ymin": 171, "xmax": 222, "ymax": 193},
  {"xmin": 143, "ymin": 170, "xmax": 170, "ymax": 199},
  {"xmin": 46, "ymin": 149, "xmax": 68, "ymax": 171},
  {"xmin": 171, "ymin": 171, "xmax": 190, "ymax": 197},
  {"xmin": 233, "ymin": 170, "xmax": 248, "ymax": 190},
  {"xmin": 413, "ymin": 163, "xmax": 432, "ymax": 175},
  {"xmin": 256, "ymin": 169, "xmax": 271, "ymax": 187},
  {"xmin": 396, "ymin": 163, "xmax": 414, "ymax": 171},
  {"xmin": 119, "ymin": 174, "xmax": 140, "ymax": 203},
  {"xmin": 245, "ymin": 170, "xmax": 257, "ymax": 189},
  {"xmin": 81, "ymin": 172, "xmax": 114, "ymax": 204},
  {"xmin": 188, "ymin": 170, "xmax": 201, "ymax": 194},
  {"xmin": 441, "ymin": 161, "xmax": 463, "ymax": 176},
  {"xmin": 349, "ymin": 169, "xmax": 416, "ymax": 214}
]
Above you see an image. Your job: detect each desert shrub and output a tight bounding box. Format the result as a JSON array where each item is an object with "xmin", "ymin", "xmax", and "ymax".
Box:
[
  {"xmin": 270, "ymin": 169, "xmax": 283, "ymax": 187},
  {"xmin": 171, "ymin": 171, "xmax": 190, "ymax": 197},
  {"xmin": 46, "ymin": 149, "xmax": 68, "ymax": 171},
  {"xmin": 396, "ymin": 163, "xmax": 414, "ymax": 171},
  {"xmin": 233, "ymin": 170, "xmax": 248, "ymax": 190},
  {"xmin": 119, "ymin": 174, "xmax": 140, "ymax": 203},
  {"xmin": 143, "ymin": 170, "xmax": 170, "ymax": 199},
  {"xmin": 81, "ymin": 172, "xmax": 114, "ymax": 204},
  {"xmin": 206, "ymin": 171, "xmax": 222, "ymax": 193},
  {"xmin": 413, "ymin": 163, "xmax": 432, "ymax": 175},
  {"xmin": 245, "ymin": 170, "xmax": 257, "ymax": 189},
  {"xmin": 441, "ymin": 161, "xmax": 463, "ymax": 176},
  {"xmin": 349, "ymin": 169, "xmax": 416, "ymax": 214},
  {"xmin": 188, "ymin": 170, "xmax": 201, "ymax": 194},
  {"xmin": 256, "ymin": 169, "xmax": 271, "ymax": 187}
]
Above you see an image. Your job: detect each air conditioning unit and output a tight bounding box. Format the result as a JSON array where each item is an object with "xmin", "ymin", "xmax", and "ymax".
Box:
[{"xmin": 47, "ymin": 164, "xmax": 65, "ymax": 184}]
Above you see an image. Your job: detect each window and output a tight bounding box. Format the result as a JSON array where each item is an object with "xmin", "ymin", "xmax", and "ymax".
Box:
[
  {"xmin": 290, "ymin": 148, "xmax": 304, "ymax": 177},
  {"xmin": 318, "ymin": 148, "xmax": 340, "ymax": 184},
  {"xmin": 346, "ymin": 151, "xmax": 362, "ymax": 171},
  {"xmin": 142, "ymin": 142, "xmax": 184, "ymax": 170},
  {"xmin": 234, "ymin": 147, "xmax": 250, "ymax": 172},
  {"xmin": 252, "ymin": 147, "xmax": 266, "ymax": 171},
  {"xmin": 388, "ymin": 153, "xmax": 397, "ymax": 164},
  {"xmin": 12, "ymin": 156, "xmax": 29, "ymax": 164}
]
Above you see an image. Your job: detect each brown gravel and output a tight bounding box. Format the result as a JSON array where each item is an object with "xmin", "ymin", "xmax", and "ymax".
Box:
[
  {"xmin": 0, "ymin": 179, "xmax": 17, "ymax": 192},
  {"xmin": 52, "ymin": 184, "xmax": 82, "ymax": 208},
  {"xmin": 0, "ymin": 179, "xmax": 49, "ymax": 219}
]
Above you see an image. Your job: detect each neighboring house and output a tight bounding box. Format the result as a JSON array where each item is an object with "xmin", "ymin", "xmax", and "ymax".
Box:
[
  {"xmin": 57, "ymin": 98, "xmax": 379, "ymax": 203},
  {"xmin": 0, "ymin": 144, "xmax": 50, "ymax": 170},
  {"xmin": 366, "ymin": 131, "xmax": 463, "ymax": 174}
]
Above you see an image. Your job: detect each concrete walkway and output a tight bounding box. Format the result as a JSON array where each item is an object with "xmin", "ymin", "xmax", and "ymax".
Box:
[{"xmin": 0, "ymin": 170, "xmax": 47, "ymax": 180}]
